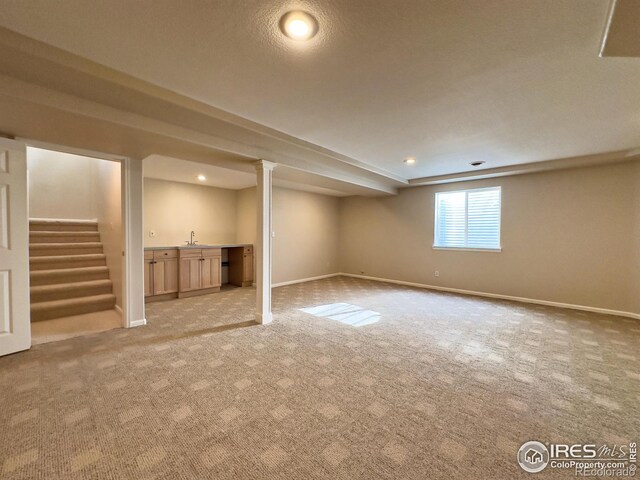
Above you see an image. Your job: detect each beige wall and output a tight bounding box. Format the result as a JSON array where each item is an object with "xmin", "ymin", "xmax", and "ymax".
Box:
[
  {"xmin": 236, "ymin": 187, "xmax": 257, "ymax": 245},
  {"xmin": 233, "ymin": 186, "xmax": 341, "ymax": 285},
  {"xmin": 28, "ymin": 147, "xmax": 98, "ymax": 219},
  {"xmin": 143, "ymin": 178, "xmax": 237, "ymax": 247},
  {"xmin": 339, "ymin": 161, "xmax": 639, "ymax": 314},
  {"xmin": 272, "ymin": 188, "xmax": 340, "ymax": 285},
  {"xmin": 96, "ymin": 161, "xmax": 123, "ymax": 308}
]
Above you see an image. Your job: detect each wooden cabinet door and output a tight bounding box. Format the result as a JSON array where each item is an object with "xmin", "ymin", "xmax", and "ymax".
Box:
[
  {"xmin": 227, "ymin": 247, "xmax": 243, "ymax": 286},
  {"xmin": 180, "ymin": 258, "xmax": 202, "ymax": 292},
  {"xmin": 243, "ymin": 253, "xmax": 254, "ymax": 282},
  {"xmin": 201, "ymin": 256, "xmax": 221, "ymax": 289},
  {"xmin": 153, "ymin": 258, "xmax": 178, "ymax": 295},
  {"xmin": 144, "ymin": 259, "xmax": 154, "ymax": 297}
]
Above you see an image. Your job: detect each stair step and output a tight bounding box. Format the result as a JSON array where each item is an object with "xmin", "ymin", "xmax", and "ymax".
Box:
[
  {"xmin": 30, "ymin": 279, "xmax": 113, "ymax": 303},
  {"xmin": 30, "ymin": 242, "xmax": 103, "ymax": 257},
  {"xmin": 30, "ymin": 231, "xmax": 101, "ymax": 243},
  {"xmin": 29, "ymin": 219, "xmax": 98, "ymax": 232},
  {"xmin": 30, "ymin": 266, "xmax": 110, "ymax": 286},
  {"xmin": 30, "ymin": 294, "xmax": 116, "ymax": 322},
  {"xmin": 30, "ymin": 254, "xmax": 107, "ymax": 271}
]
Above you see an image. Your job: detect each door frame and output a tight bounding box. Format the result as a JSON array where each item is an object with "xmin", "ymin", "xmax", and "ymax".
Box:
[{"xmin": 18, "ymin": 138, "xmax": 138, "ymax": 329}]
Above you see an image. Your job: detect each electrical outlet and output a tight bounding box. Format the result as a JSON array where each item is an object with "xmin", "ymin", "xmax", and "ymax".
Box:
[
  {"xmin": 149, "ymin": 230, "xmax": 156, "ymax": 237},
  {"xmin": 434, "ymin": 270, "xmax": 440, "ymax": 277}
]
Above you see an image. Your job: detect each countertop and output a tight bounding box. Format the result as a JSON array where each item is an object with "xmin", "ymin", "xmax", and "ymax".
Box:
[{"xmin": 144, "ymin": 244, "xmax": 252, "ymax": 251}]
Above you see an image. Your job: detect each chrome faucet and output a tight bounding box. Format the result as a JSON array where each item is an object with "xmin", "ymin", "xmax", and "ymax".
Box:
[{"xmin": 185, "ymin": 231, "xmax": 198, "ymax": 246}]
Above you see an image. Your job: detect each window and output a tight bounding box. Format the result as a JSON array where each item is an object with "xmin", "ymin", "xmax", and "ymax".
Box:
[{"xmin": 434, "ymin": 186, "xmax": 501, "ymax": 251}]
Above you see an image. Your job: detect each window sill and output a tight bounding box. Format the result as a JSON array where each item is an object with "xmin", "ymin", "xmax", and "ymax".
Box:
[{"xmin": 432, "ymin": 246, "xmax": 502, "ymax": 253}]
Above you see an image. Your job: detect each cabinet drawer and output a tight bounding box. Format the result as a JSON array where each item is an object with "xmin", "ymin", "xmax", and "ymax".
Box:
[
  {"xmin": 201, "ymin": 247, "xmax": 222, "ymax": 257},
  {"xmin": 179, "ymin": 249, "xmax": 202, "ymax": 258},
  {"xmin": 154, "ymin": 249, "xmax": 178, "ymax": 259},
  {"xmin": 144, "ymin": 251, "xmax": 154, "ymax": 260}
]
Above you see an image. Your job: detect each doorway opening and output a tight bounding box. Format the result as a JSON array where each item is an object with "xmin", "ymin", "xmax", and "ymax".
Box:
[
  {"xmin": 142, "ymin": 155, "xmax": 256, "ymax": 312},
  {"xmin": 27, "ymin": 146, "xmax": 124, "ymax": 344}
]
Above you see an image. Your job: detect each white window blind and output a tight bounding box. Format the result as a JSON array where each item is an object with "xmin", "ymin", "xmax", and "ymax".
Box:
[{"xmin": 434, "ymin": 187, "xmax": 501, "ymax": 250}]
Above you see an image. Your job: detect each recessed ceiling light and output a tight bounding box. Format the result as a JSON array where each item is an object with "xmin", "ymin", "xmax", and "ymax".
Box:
[
  {"xmin": 197, "ymin": 174, "xmax": 206, "ymax": 181},
  {"xmin": 469, "ymin": 161, "xmax": 486, "ymax": 167},
  {"xmin": 404, "ymin": 157, "xmax": 417, "ymax": 165},
  {"xmin": 280, "ymin": 11, "xmax": 318, "ymax": 41}
]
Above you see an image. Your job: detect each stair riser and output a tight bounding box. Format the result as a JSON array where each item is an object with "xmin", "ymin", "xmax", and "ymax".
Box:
[
  {"xmin": 31, "ymin": 298, "xmax": 116, "ymax": 322},
  {"xmin": 30, "ymin": 258, "xmax": 107, "ymax": 271},
  {"xmin": 29, "ymin": 224, "xmax": 98, "ymax": 232},
  {"xmin": 29, "ymin": 234, "xmax": 101, "ymax": 243},
  {"xmin": 30, "ymin": 246, "xmax": 103, "ymax": 257},
  {"xmin": 31, "ymin": 283, "xmax": 113, "ymax": 303},
  {"xmin": 30, "ymin": 270, "xmax": 110, "ymax": 286}
]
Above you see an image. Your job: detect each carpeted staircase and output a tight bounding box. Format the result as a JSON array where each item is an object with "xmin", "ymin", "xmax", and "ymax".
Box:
[{"xmin": 29, "ymin": 219, "xmax": 116, "ymax": 322}]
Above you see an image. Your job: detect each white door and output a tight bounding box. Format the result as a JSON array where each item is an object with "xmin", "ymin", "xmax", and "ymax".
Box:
[{"xmin": 0, "ymin": 138, "xmax": 30, "ymax": 356}]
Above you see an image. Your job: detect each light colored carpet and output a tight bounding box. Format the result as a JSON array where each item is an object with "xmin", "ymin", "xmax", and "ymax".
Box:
[
  {"xmin": 0, "ymin": 276, "xmax": 638, "ymax": 479},
  {"xmin": 31, "ymin": 309, "xmax": 122, "ymax": 345}
]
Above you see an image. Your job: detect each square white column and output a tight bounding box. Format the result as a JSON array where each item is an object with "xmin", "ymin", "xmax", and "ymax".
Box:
[
  {"xmin": 255, "ymin": 160, "xmax": 276, "ymax": 324},
  {"xmin": 124, "ymin": 158, "xmax": 146, "ymax": 328}
]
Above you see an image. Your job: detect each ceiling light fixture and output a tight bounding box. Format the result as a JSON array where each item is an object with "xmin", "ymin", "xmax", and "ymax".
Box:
[
  {"xmin": 197, "ymin": 174, "xmax": 206, "ymax": 181},
  {"xmin": 404, "ymin": 157, "xmax": 417, "ymax": 165},
  {"xmin": 469, "ymin": 161, "xmax": 486, "ymax": 167},
  {"xmin": 280, "ymin": 11, "xmax": 319, "ymax": 41}
]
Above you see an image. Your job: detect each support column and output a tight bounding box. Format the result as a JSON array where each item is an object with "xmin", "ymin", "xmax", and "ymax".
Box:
[
  {"xmin": 124, "ymin": 157, "xmax": 146, "ymax": 328},
  {"xmin": 255, "ymin": 160, "xmax": 276, "ymax": 325},
  {"xmin": 255, "ymin": 160, "xmax": 277, "ymax": 325}
]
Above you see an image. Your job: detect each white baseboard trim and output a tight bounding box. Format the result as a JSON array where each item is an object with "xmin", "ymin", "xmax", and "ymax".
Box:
[
  {"xmin": 256, "ymin": 312, "xmax": 273, "ymax": 325},
  {"xmin": 273, "ymin": 273, "xmax": 340, "ymax": 288},
  {"xmin": 129, "ymin": 318, "xmax": 147, "ymax": 328},
  {"xmin": 340, "ymin": 273, "xmax": 640, "ymax": 320}
]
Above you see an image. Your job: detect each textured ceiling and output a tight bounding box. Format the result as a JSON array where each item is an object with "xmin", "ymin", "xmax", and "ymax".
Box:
[{"xmin": 1, "ymin": 0, "xmax": 639, "ymax": 179}]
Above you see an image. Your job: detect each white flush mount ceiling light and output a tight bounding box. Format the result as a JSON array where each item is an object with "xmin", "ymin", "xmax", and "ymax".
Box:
[
  {"xmin": 279, "ymin": 11, "xmax": 319, "ymax": 41},
  {"xmin": 197, "ymin": 174, "xmax": 206, "ymax": 181},
  {"xmin": 404, "ymin": 157, "xmax": 417, "ymax": 165}
]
